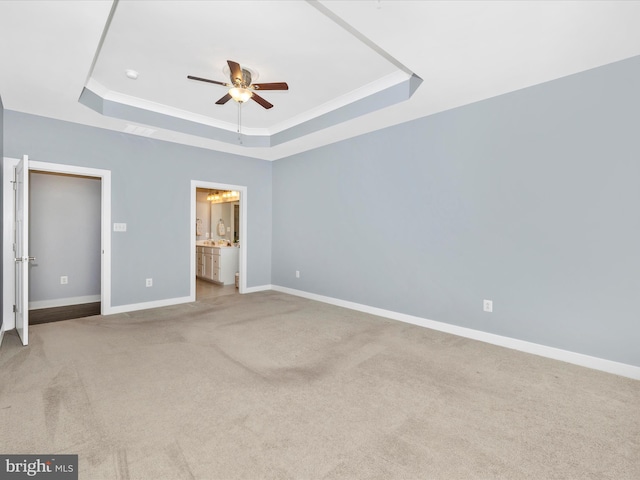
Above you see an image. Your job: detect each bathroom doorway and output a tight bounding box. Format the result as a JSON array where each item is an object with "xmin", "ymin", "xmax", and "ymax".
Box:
[{"xmin": 191, "ymin": 181, "xmax": 247, "ymax": 301}]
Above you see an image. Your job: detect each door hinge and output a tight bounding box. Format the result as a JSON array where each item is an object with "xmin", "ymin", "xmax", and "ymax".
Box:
[{"xmin": 12, "ymin": 305, "xmax": 17, "ymax": 313}]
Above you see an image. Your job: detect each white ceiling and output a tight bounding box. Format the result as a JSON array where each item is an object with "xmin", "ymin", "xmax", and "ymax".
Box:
[{"xmin": 2, "ymin": 0, "xmax": 640, "ymax": 161}]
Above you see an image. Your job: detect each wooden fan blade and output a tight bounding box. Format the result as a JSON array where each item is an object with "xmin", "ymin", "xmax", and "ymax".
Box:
[
  {"xmin": 215, "ymin": 93, "xmax": 232, "ymax": 105},
  {"xmin": 228, "ymin": 60, "xmax": 242, "ymax": 84},
  {"xmin": 251, "ymin": 93, "xmax": 273, "ymax": 109},
  {"xmin": 252, "ymin": 82, "xmax": 288, "ymax": 91},
  {"xmin": 187, "ymin": 75, "xmax": 228, "ymax": 86}
]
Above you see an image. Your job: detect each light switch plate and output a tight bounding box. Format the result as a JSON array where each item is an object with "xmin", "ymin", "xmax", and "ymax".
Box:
[{"xmin": 113, "ymin": 223, "xmax": 127, "ymax": 232}]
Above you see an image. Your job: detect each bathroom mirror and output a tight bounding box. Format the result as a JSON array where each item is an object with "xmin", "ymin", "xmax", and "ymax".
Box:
[
  {"xmin": 210, "ymin": 201, "xmax": 234, "ymax": 241},
  {"xmin": 197, "ymin": 188, "xmax": 241, "ymax": 243}
]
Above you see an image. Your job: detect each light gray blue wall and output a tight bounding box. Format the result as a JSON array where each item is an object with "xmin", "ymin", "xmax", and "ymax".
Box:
[
  {"xmin": 272, "ymin": 55, "xmax": 640, "ymax": 367},
  {"xmin": 29, "ymin": 172, "xmax": 101, "ymax": 304},
  {"xmin": 4, "ymin": 112, "xmax": 272, "ymax": 306},
  {"xmin": 0, "ymin": 94, "xmax": 4, "ymax": 326}
]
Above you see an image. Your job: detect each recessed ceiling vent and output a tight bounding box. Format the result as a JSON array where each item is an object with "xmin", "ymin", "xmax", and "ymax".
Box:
[{"xmin": 124, "ymin": 124, "xmax": 155, "ymax": 137}]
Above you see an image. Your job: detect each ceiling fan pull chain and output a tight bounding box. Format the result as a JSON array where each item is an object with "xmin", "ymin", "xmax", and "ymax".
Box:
[{"xmin": 237, "ymin": 102, "xmax": 243, "ymax": 145}]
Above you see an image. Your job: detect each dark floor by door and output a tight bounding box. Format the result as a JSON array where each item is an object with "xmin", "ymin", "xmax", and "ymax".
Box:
[{"xmin": 29, "ymin": 302, "xmax": 101, "ymax": 325}]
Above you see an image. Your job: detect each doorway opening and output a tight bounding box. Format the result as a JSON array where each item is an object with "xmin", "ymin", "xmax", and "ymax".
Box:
[
  {"xmin": 28, "ymin": 170, "xmax": 102, "ymax": 324},
  {"xmin": 191, "ymin": 181, "xmax": 247, "ymax": 301},
  {"xmin": 2, "ymin": 157, "xmax": 112, "ymax": 346}
]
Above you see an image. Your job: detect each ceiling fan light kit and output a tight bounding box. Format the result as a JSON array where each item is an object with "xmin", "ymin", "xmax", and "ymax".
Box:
[
  {"xmin": 188, "ymin": 59, "xmax": 289, "ymax": 110},
  {"xmin": 229, "ymin": 87, "xmax": 253, "ymax": 103}
]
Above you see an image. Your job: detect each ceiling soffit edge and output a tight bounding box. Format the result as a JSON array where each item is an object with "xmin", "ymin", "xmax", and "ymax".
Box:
[
  {"xmin": 79, "ymin": 73, "xmax": 422, "ymax": 148},
  {"xmin": 79, "ymin": 0, "xmax": 423, "ymax": 148}
]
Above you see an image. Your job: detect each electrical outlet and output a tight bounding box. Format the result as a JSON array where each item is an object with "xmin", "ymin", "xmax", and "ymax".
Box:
[
  {"xmin": 295, "ymin": 270, "xmax": 300, "ymax": 278},
  {"xmin": 113, "ymin": 223, "xmax": 127, "ymax": 232},
  {"xmin": 60, "ymin": 276, "xmax": 68, "ymax": 285},
  {"xmin": 483, "ymin": 299, "xmax": 493, "ymax": 312},
  {"xmin": 146, "ymin": 278, "xmax": 153, "ymax": 287}
]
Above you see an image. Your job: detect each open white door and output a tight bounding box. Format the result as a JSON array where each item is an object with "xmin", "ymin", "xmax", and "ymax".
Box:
[{"xmin": 14, "ymin": 155, "xmax": 30, "ymax": 345}]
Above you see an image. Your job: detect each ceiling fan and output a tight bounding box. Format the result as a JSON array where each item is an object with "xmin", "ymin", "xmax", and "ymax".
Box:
[{"xmin": 188, "ymin": 60, "xmax": 288, "ymax": 109}]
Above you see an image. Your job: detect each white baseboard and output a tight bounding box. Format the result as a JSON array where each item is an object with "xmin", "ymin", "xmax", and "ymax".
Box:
[
  {"xmin": 29, "ymin": 295, "xmax": 101, "ymax": 311},
  {"xmin": 0, "ymin": 325, "xmax": 5, "ymax": 347},
  {"xmin": 243, "ymin": 284, "xmax": 273, "ymax": 294},
  {"xmin": 24, "ymin": 285, "xmax": 272, "ymax": 319},
  {"xmin": 105, "ymin": 296, "xmax": 193, "ymax": 315},
  {"xmin": 271, "ymin": 285, "xmax": 640, "ymax": 381}
]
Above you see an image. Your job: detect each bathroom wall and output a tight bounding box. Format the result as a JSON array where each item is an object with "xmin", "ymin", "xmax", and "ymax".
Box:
[
  {"xmin": 195, "ymin": 189, "xmax": 211, "ymax": 241},
  {"xmin": 210, "ymin": 203, "xmax": 224, "ymax": 240}
]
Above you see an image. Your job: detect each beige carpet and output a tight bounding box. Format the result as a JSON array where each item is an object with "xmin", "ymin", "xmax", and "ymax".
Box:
[{"xmin": 1, "ymin": 290, "xmax": 638, "ymax": 479}]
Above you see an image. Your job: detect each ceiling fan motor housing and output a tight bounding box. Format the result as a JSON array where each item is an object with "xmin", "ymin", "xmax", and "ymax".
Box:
[
  {"xmin": 234, "ymin": 68, "xmax": 252, "ymax": 87},
  {"xmin": 188, "ymin": 60, "xmax": 288, "ymax": 109}
]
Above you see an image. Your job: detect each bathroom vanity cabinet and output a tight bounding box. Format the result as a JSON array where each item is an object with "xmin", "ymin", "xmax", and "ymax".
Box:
[{"xmin": 196, "ymin": 245, "xmax": 239, "ymax": 285}]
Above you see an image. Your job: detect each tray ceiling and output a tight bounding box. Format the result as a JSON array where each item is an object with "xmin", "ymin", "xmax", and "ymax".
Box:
[{"xmin": 1, "ymin": 1, "xmax": 640, "ymax": 160}]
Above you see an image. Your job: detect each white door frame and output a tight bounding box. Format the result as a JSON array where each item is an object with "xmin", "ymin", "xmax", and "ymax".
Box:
[
  {"xmin": 14, "ymin": 155, "xmax": 29, "ymax": 345},
  {"xmin": 2, "ymin": 157, "xmax": 112, "ymax": 330},
  {"xmin": 191, "ymin": 180, "xmax": 247, "ymax": 297}
]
